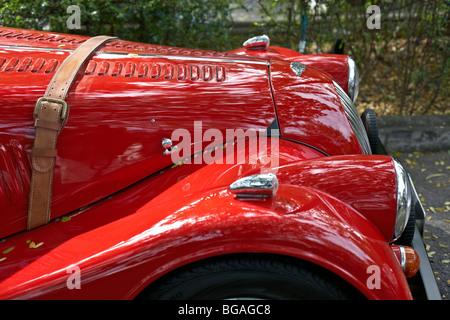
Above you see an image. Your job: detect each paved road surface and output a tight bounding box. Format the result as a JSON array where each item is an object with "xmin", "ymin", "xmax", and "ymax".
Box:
[{"xmin": 395, "ymin": 150, "xmax": 449, "ymax": 300}]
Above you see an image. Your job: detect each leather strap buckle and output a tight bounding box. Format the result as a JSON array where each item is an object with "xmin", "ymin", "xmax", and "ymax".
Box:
[
  {"xmin": 27, "ymin": 35, "xmax": 118, "ymax": 230},
  {"xmin": 34, "ymin": 97, "xmax": 68, "ymax": 120}
]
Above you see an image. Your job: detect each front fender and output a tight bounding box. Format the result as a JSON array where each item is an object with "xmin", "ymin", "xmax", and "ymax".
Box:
[
  {"xmin": 0, "ymin": 139, "xmax": 410, "ymax": 300},
  {"xmin": 0, "ymin": 182, "xmax": 410, "ymax": 300},
  {"xmin": 124, "ymin": 183, "xmax": 411, "ymax": 300}
]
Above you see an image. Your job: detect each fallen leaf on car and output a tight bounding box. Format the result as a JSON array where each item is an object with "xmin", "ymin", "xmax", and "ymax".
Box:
[
  {"xmin": 2, "ymin": 247, "xmax": 14, "ymax": 254},
  {"xmin": 29, "ymin": 242, "xmax": 44, "ymax": 249}
]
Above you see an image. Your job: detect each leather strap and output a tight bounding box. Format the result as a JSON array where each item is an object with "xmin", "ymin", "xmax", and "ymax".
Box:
[{"xmin": 27, "ymin": 35, "xmax": 118, "ymax": 230}]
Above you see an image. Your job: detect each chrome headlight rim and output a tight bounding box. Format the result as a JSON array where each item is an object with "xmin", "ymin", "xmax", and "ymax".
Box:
[
  {"xmin": 347, "ymin": 56, "xmax": 359, "ymax": 103},
  {"xmin": 392, "ymin": 158, "xmax": 412, "ymax": 241}
]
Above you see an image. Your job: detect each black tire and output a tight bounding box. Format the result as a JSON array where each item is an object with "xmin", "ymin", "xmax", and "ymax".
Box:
[
  {"xmin": 361, "ymin": 109, "xmax": 379, "ymax": 154},
  {"xmin": 394, "ymin": 201, "xmax": 416, "ymax": 246},
  {"xmin": 137, "ymin": 254, "xmax": 364, "ymax": 300}
]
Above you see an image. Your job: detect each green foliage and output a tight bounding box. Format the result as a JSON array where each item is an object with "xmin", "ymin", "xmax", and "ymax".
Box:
[
  {"xmin": 0, "ymin": 0, "xmax": 234, "ymax": 50},
  {"xmin": 1, "ymin": 0, "xmax": 448, "ymax": 115},
  {"xmin": 249, "ymin": 0, "xmax": 449, "ymax": 115}
]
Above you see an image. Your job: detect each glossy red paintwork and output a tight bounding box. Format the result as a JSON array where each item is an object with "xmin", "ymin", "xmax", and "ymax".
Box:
[
  {"xmin": 270, "ymin": 58, "xmax": 362, "ymax": 155},
  {"xmin": 0, "ymin": 27, "xmax": 362, "ymax": 239},
  {"xmin": 228, "ymin": 46, "xmax": 350, "ymax": 92},
  {"xmin": 0, "ymin": 27, "xmax": 275, "ymax": 239},
  {"xmin": 269, "ymin": 155, "xmax": 398, "ymax": 241},
  {"xmin": 0, "ymin": 140, "xmax": 410, "ymax": 299},
  {"xmin": 0, "ymin": 28, "xmax": 413, "ymax": 300}
]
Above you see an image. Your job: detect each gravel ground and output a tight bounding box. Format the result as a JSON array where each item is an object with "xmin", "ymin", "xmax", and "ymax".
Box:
[{"xmin": 394, "ymin": 150, "xmax": 450, "ymax": 300}]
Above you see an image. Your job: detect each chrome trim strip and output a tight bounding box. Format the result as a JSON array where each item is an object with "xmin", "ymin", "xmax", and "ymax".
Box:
[
  {"xmin": 107, "ymin": 53, "xmax": 271, "ymax": 65},
  {"xmin": 333, "ymin": 80, "xmax": 372, "ymax": 154},
  {"xmin": 0, "ymin": 45, "xmax": 270, "ymax": 65},
  {"xmin": 399, "ymin": 245, "xmax": 406, "ymax": 271},
  {"xmin": 0, "ymin": 45, "xmax": 75, "ymax": 52}
]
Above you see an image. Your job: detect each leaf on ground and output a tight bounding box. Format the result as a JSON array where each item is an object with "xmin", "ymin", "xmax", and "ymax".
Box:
[{"xmin": 426, "ymin": 173, "xmax": 445, "ymax": 180}]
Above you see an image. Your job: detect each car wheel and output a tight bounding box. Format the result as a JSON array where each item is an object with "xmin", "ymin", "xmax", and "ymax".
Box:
[
  {"xmin": 137, "ymin": 254, "xmax": 364, "ymax": 300},
  {"xmin": 394, "ymin": 201, "xmax": 416, "ymax": 246},
  {"xmin": 361, "ymin": 109, "xmax": 379, "ymax": 154}
]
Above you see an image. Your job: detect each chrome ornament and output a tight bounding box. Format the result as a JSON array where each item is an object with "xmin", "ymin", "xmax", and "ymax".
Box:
[
  {"xmin": 243, "ymin": 35, "xmax": 270, "ymax": 50},
  {"xmin": 162, "ymin": 137, "xmax": 177, "ymax": 155},
  {"xmin": 229, "ymin": 173, "xmax": 278, "ymax": 199},
  {"xmin": 290, "ymin": 61, "xmax": 307, "ymax": 76}
]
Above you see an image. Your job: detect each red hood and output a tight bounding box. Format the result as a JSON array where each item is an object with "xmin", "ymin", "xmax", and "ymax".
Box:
[
  {"xmin": 0, "ymin": 27, "xmax": 363, "ymax": 239},
  {"xmin": 0, "ymin": 27, "xmax": 276, "ymax": 238}
]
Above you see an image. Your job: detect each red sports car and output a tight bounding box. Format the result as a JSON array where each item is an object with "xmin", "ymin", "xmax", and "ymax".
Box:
[{"xmin": 0, "ymin": 28, "xmax": 440, "ymax": 300}]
